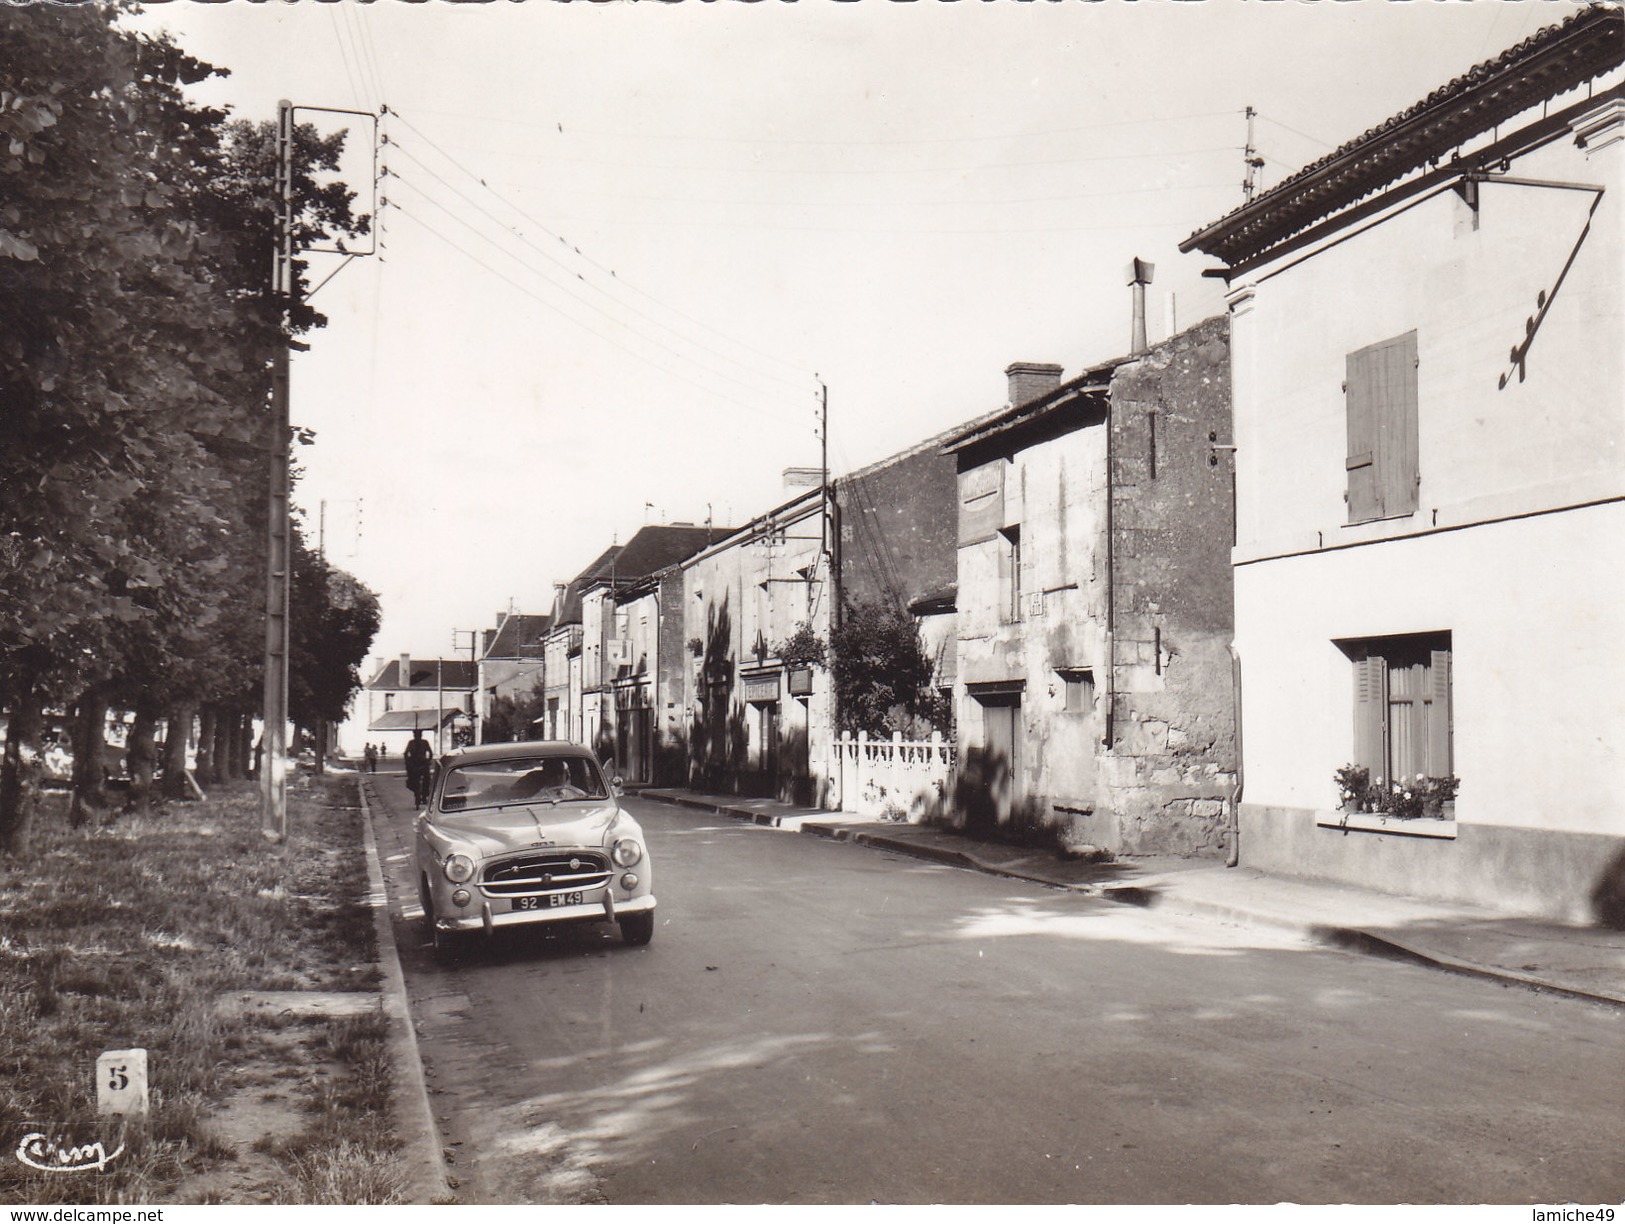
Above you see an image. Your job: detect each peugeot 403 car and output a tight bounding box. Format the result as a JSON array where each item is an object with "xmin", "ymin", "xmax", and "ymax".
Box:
[{"xmin": 415, "ymin": 741, "xmax": 655, "ymax": 958}]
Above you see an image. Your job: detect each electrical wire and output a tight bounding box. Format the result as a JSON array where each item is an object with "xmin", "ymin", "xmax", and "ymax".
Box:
[
  {"xmin": 480, "ymin": 177, "xmax": 1238, "ymax": 213},
  {"xmin": 327, "ymin": 7, "xmax": 364, "ymax": 113},
  {"xmin": 1255, "ymin": 111, "xmax": 1337, "ymax": 152},
  {"xmin": 406, "ymin": 105, "xmax": 1243, "ymax": 149},
  {"xmin": 387, "ymin": 106, "xmax": 820, "ymax": 386},
  {"xmin": 387, "ymin": 139, "xmax": 814, "ymax": 399},
  {"xmin": 385, "ymin": 165, "xmax": 807, "ymax": 408},
  {"xmin": 388, "ymin": 201, "xmax": 809, "ymax": 432},
  {"xmin": 340, "ymin": 2, "xmax": 385, "ymax": 108},
  {"xmin": 352, "ymin": 6, "xmax": 390, "ymax": 106},
  {"xmin": 431, "ymin": 140, "xmax": 1249, "ymax": 179},
  {"xmin": 386, "ymin": 168, "xmax": 814, "ymax": 413}
]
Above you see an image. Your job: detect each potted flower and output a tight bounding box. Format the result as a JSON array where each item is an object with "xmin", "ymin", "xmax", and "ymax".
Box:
[{"xmin": 1335, "ymin": 764, "xmax": 1459, "ymax": 820}]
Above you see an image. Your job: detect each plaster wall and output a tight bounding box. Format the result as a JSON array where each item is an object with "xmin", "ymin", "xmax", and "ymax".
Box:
[
  {"xmin": 1235, "ymin": 501, "xmax": 1625, "ymax": 839},
  {"xmin": 679, "ymin": 498, "xmax": 833, "ymax": 799},
  {"xmin": 955, "ymin": 414, "xmax": 1109, "ymax": 820},
  {"xmin": 1230, "ymin": 106, "xmax": 1623, "ymax": 564}
]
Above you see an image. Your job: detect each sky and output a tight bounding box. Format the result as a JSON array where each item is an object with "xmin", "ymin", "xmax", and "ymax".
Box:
[{"xmin": 128, "ymin": 0, "xmax": 1577, "ymax": 674}]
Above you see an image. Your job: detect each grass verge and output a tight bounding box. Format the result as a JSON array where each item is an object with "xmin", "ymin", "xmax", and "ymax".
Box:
[{"xmin": 0, "ymin": 771, "xmax": 406, "ymax": 1204}]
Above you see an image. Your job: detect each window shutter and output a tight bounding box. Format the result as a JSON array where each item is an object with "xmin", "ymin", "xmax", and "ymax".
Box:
[
  {"xmin": 1352, "ymin": 654, "xmax": 1387, "ymax": 778},
  {"xmin": 959, "ymin": 462, "xmax": 1005, "ymax": 547},
  {"xmin": 1424, "ymin": 648, "xmax": 1452, "ymax": 777},
  {"xmin": 1346, "ymin": 331, "xmax": 1419, "ymax": 523},
  {"xmin": 1377, "ymin": 331, "xmax": 1419, "ymax": 518},
  {"xmin": 1345, "ymin": 348, "xmax": 1381, "ymax": 523}
]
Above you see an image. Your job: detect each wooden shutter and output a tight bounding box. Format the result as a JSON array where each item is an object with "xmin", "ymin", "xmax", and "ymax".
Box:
[
  {"xmin": 1352, "ymin": 654, "xmax": 1388, "ymax": 778},
  {"xmin": 1424, "ymin": 648, "xmax": 1452, "ymax": 777},
  {"xmin": 959, "ymin": 462, "xmax": 1005, "ymax": 547},
  {"xmin": 1346, "ymin": 331, "xmax": 1418, "ymax": 523},
  {"xmin": 1345, "ymin": 348, "xmax": 1381, "ymax": 523},
  {"xmin": 1376, "ymin": 331, "xmax": 1419, "ymax": 518}
]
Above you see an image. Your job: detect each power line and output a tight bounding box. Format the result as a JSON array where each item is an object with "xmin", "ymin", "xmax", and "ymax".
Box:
[
  {"xmin": 352, "ymin": 6, "xmax": 389, "ymax": 105},
  {"xmin": 339, "ymin": 3, "xmax": 385, "ymax": 107},
  {"xmin": 1255, "ymin": 111, "xmax": 1337, "ymax": 152},
  {"xmin": 326, "ymin": 7, "xmax": 364, "ymax": 111},
  {"xmin": 387, "ymin": 106, "xmax": 819, "ymax": 384},
  {"xmin": 406, "ymin": 105, "xmax": 1243, "ymax": 149},
  {"xmin": 387, "ymin": 201, "xmax": 809, "ymax": 431},
  {"xmin": 386, "ymin": 168, "xmax": 814, "ymax": 413},
  {"xmin": 558, "ymin": 214, "xmax": 1223, "ymax": 238},
  {"xmin": 479, "ymin": 177, "xmax": 1237, "ymax": 214},
  {"xmin": 386, "ymin": 138, "xmax": 813, "ymax": 400},
  {"xmin": 428, "ymin": 140, "xmax": 1248, "ymax": 179}
]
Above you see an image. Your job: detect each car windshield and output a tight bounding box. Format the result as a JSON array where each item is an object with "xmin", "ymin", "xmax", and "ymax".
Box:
[{"xmin": 438, "ymin": 755, "xmax": 609, "ymax": 812}]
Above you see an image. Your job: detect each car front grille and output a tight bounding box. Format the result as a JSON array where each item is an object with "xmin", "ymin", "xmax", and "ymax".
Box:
[{"xmin": 481, "ymin": 851, "xmax": 611, "ymax": 897}]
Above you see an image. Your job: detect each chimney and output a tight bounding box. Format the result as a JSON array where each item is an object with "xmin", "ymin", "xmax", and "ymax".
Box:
[
  {"xmin": 1005, "ymin": 362, "xmax": 1064, "ymax": 408},
  {"xmin": 399, "ymin": 653, "xmax": 412, "ymax": 687},
  {"xmin": 782, "ymin": 467, "xmax": 822, "ymax": 490},
  {"xmin": 1127, "ymin": 257, "xmax": 1156, "ymax": 355}
]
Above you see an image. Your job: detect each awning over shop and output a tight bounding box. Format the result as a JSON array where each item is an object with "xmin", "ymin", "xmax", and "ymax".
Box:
[{"xmin": 368, "ymin": 707, "xmax": 464, "ymax": 732}]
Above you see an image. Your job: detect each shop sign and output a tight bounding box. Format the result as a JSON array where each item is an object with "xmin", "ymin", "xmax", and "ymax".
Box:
[{"xmin": 742, "ymin": 673, "xmax": 781, "ymax": 704}]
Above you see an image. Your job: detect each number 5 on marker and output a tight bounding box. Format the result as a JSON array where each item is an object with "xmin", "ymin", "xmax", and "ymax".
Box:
[{"xmin": 97, "ymin": 1049, "xmax": 148, "ymax": 1118}]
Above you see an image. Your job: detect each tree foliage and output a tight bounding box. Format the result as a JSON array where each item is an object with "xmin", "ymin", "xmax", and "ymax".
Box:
[
  {"xmin": 483, "ymin": 687, "xmax": 549, "ymax": 745},
  {"xmin": 0, "ymin": 4, "xmax": 376, "ymax": 853},
  {"xmin": 830, "ymin": 601, "xmax": 943, "ymax": 737},
  {"xmin": 289, "ymin": 527, "xmax": 382, "ymax": 767}
]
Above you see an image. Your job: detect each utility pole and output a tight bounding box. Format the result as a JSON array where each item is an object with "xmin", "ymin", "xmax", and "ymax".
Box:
[
  {"xmin": 453, "ymin": 629, "xmax": 480, "ymax": 746},
  {"xmin": 261, "ymin": 99, "xmax": 294, "ymax": 842},
  {"xmin": 818, "ymin": 379, "xmax": 828, "ymax": 560},
  {"xmin": 1242, "ymin": 105, "xmax": 1265, "ymax": 203},
  {"xmin": 258, "ymin": 101, "xmax": 378, "ymax": 842}
]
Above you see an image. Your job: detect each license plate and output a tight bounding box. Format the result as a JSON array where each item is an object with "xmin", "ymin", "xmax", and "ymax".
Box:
[{"xmin": 513, "ymin": 892, "xmax": 584, "ymax": 912}]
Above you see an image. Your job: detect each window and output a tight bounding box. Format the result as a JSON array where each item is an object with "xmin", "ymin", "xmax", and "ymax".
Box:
[
  {"xmin": 1343, "ymin": 632, "xmax": 1452, "ymax": 784},
  {"xmin": 1345, "ymin": 330, "xmax": 1418, "ymax": 524},
  {"xmin": 1058, "ymin": 668, "xmax": 1095, "ymax": 713},
  {"xmin": 999, "ymin": 525, "xmax": 1022, "ymax": 623}
]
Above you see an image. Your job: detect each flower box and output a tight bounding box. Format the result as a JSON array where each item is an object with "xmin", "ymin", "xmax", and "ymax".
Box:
[{"xmin": 1317, "ymin": 809, "xmax": 1457, "ymax": 839}]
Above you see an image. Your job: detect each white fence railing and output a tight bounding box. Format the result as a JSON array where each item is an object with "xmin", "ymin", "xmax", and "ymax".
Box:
[{"xmin": 833, "ymin": 731, "xmax": 956, "ymax": 820}]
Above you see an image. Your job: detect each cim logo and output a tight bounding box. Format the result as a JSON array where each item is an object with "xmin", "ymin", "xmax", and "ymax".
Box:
[{"xmin": 15, "ymin": 1128, "xmax": 125, "ymax": 1173}]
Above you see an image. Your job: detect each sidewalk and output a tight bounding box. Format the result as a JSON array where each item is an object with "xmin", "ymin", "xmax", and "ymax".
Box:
[{"xmin": 638, "ymin": 786, "xmax": 1625, "ymax": 1008}]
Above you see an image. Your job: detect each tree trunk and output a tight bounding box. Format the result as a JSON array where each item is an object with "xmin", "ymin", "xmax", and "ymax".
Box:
[
  {"xmin": 125, "ymin": 707, "xmax": 159, "ymax": 816},
  {"xmin": 314, "ymin": 720, "xmax": 328, "ymax": 775},
  {"xmin": 69, "ymin": 684, "xmax": 111, "ymax": 828},
  {"xmin": 236, "ymin": 710, "xmax": 253, "ymax": 779},
  {"xmin": 219, "ymin": 709, "xmax": 240, "ymax": 781},
  {"xmin": 159, "ymin": 703, "xmax": 195, "ymax": 800},
  {"xmin": 195, "ymin": 705, "xmax": 218, "ymax": 786},
  {"xmin": 0, "ymin": 680, "xmax": 44, "ymax": 857}
]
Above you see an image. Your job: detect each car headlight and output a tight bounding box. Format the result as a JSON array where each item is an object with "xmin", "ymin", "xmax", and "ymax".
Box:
[
  {"xmin": 611, "ymin": 838, "xmax": 643, "ymax": 868},
  {"xmin": 443, "ymin": 853, "xmax": 475, "ymax": 884}
]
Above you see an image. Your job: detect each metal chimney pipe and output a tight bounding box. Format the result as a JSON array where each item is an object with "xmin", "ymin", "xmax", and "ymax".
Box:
[{"xmin": 1127, "ymin": 257, "xmax": 1156, "ymax": 354}]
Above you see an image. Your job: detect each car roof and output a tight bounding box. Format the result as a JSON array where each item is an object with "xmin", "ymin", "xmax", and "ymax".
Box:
[{"xmin": 441, "ymin": 740, "xmax": 601, "ymax": 768}]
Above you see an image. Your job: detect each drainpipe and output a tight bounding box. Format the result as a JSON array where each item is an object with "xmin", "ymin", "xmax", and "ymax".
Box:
[
  {"xmin": 1103, "ymin": 394, "xmax": 1115, "ymax": 751},
  {"xmin": 1227, "ymin": 642, "xmax": 1244, "ymax": 868}
]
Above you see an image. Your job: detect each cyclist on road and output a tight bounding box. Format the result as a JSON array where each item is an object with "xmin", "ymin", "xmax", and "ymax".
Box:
[{"xmin": 404, "ymin": 730, "xmax": 435, "ymax": 806}]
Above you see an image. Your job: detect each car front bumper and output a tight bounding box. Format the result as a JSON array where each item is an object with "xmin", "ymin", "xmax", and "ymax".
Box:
[{"xmin": 435, "ymin": 889, "xmax": 656, "ymax": 935}]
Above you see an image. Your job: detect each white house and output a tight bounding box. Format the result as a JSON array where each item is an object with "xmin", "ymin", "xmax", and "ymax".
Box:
[
  {"xmin": 363, "ymin": 654, "xmax": 479, "ymax": 757},
  {"xmin": 1181, "ymin": 8, "xmax": 1623, "ymax": 922}
]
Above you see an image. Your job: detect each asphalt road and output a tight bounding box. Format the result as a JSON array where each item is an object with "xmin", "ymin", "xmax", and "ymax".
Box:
[{"xmin": 366, "ymin": 775, "xmax": 1625, "ymax": 1205}]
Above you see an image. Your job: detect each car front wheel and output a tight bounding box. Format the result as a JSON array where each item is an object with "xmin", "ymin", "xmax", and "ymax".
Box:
[
  {"xmin": 619, "ymin": 911, "xmax": 655, "ymax": 946},
  {"xmin": 421, "ymin": 881, "xmax": 464, "ymax": 963}
]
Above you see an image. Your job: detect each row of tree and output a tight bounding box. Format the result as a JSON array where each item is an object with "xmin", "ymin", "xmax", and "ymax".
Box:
[{"xmin": 0, "ymin": 4, "xmax": 379, "ymax": 854}]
